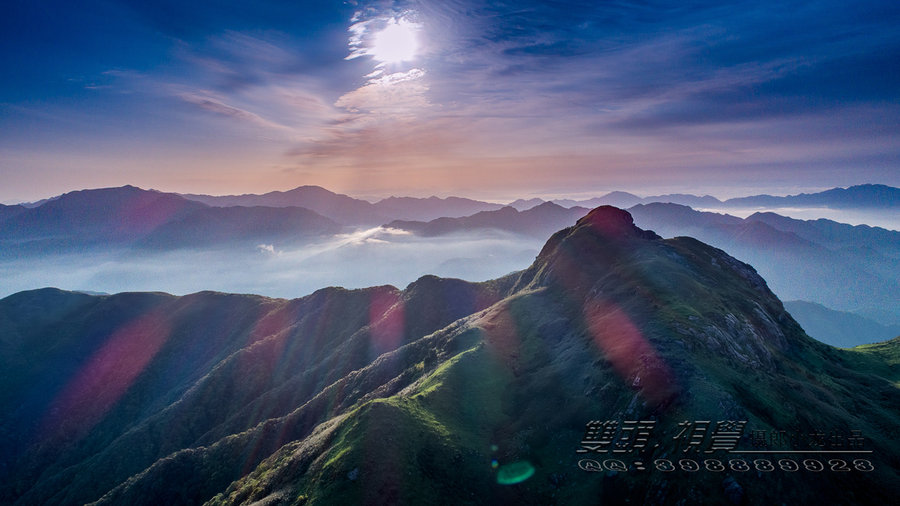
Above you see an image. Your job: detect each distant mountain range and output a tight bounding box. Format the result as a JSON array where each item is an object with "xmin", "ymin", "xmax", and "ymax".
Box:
[
  {"xmin": 3, "ymin": 184, "xmax": 896, "ymax": 329},
  {"xmin": 628, "ymin": 203, "xmax": 900, "ymax": 329},
  {"xmin": 184, "ymin": 183, "xmax": 900, "ymax": 216},
  {"xmin": 7, "ymin": 183, "xmax": 896, "ymax": 242},
  {"xmin": 182, "ymin": 187, "xmax": 504, "ymax": 224},
  {"xmin": 723, "ymin": 184, "xmax": 899, "ymax": 209},
  {"xmin": 181, "ymin": 186, "xmax": 387, "ymax": 225},
  {"xmin": 387, "ymin": 202, "xmax": 590, "ymax": 238},
  {"xmin": 15, "ymin": 184, "xmax": 899, "ymax": 217},
  {"xmin": 379, "ymin": 199, "xmax": 898, "ymax": 331},
  {"xmin": 2, "ymin": 207, "xmax": 899, "ymax": 505},
  {"xmin": 0, "ymin": 186, "xmax": 341, "ymax": 255},
  {"xmin": 508, "ymin": 184, "xmax": 899, "ymax": 211},
  {"xmin": 2, "ymin": 185, "xmax": 206, "ymax": 242},
  {"xmin": 367, "ymin": 195, "xmax": 505, "ymax": 221},
  {"xmin": 137, "ymin": 205, "xmax": 340, "ymax": 250},
  {"xmin": 784, "ymin": 300, "xmax": 900, "ymax": 348}
]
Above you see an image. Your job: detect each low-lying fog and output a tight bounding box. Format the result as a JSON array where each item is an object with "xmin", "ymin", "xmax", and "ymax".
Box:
[{"xmin": 0, "ymin": 228, "xmax": 541, "ymax": 299}]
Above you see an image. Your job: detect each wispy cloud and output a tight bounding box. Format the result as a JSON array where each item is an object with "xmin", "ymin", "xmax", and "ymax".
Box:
[
  {"xmin": 3, "ymin": 0, "xmax": 899, "ymax": 201},
  {"xmin": 177, "ymin": 92, "xmax": 293, "ymax": 131},
  {"xmin": 336, "ymin": 68, "xmax": 429, "ymax": 114}
]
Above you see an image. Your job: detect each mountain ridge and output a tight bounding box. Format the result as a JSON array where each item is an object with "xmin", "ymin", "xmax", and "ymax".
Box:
[
  {"xmin": 0, "ymin": 186, "xmax": 343, "ymax": 255},
  {"xmin": 181, "ymin": 187, "xmax": 506, "ymax": 223},
  {"xmin": 2, "ymin": 206, "xmax": 899, "ymax": 504},
  {"xmin": 628, "ymin": 202, "xmax": 900, "ymax": 327},
  {"xmin": 386, "ymin": 202, "xmax": 590, "ymax": 238},
  {"xmin": 181, "ymin": 186, "xmax": 386, "ymax": 226},
  {"xmin": 784, "ymin": 300, "xmax": 900, "ymax": 347},
  {"xmin": 204, "ymin": 206, "xmax": 900, "ymax": 505},
  {"xmin": 512, "ymin": 184, "xmax": 898, "ymax": 211}
]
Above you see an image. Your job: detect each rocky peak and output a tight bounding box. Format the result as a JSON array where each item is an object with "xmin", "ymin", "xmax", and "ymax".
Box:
[{"xmin": 574, "ymin": 205, "xmax": 661, "ymax": 241}]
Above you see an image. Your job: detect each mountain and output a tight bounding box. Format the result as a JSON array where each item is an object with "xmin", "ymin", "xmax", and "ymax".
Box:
[
  {"xmin": 2, "ymin": 207, "xmax": 899, "ymax": 505},
  {"xmin": 555, "ymin": 191, "xmax": 643, "ymax": 209},
  {"xmin": 136, "ymin": 206, "xmax": 341, "ymax": 250},
  {"xmin": 372, "ymin": 196, "xmax": 504, "ymax": 221},
  {"xmin": 629, "ymin": 203, "xmax": 900, "ymax": 326},
  {"xmin": 554, "ymin": 192, "xmax": 723, "ymax": 209},
  {"xmin": 643, "ymin": 193, "xmax": 723, "ymax": 208},
  {"xmin": 18, "ymin": 196, "xmax": 60, "ymax": 208},
  {"xmin": 0, "ymin": 186, "xmax": 343, "ymax": 255},
  {"xmin": 745, "ymin": 211, "xmax": 900, "ymax": 256},
  {"xmin": 0, "ymin": 186, "xmax": 206, "ymax": 239},
  {"xmin": 386, "ymin": 202, "xmax": 591, "ymax": 238},
  {"xmin": 181, "ymin": 187, "xmax": 504, "ymax": 225},
  {"xmin": 722, "ymin": 184, "xmax": 899, "ymax": 209},
  {"xmin": 626, "ymin": 202, "xmax": 742, "ymax": 234},
  {"xmin": 507, "ymin": 198, "xmax": 545, "ymax": 211},
  {"xmin": 0, "ymin": 186, "xmax": 208, "ymax": 254},
  {"xmin": 0, "ymin": 277, "xmax": 516, "ymax": 506},
  {"xmin": 182, "ymin": 186, "xmax": 386, "ymax": 225},
  {"xmin": 847, "ymin": 337, "xmax": 900, "ymax": 376},
  {"xmin": 784, "ymin": 300, "xmax": 900, "ymax": 348},
  {"xmin": 596, "ymin": 190, "xmax": 646, "ymax": 207},
  {"xmin": 0, "ymin": 203, "xmax": 26, "ymax": 224},
  {"xmin": 510, "ymin": 185, "xmax": 898, "ymax": 212}
]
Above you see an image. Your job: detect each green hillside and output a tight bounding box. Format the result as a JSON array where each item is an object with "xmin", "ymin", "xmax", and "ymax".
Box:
[{"xmin": 1, "ymin": 207, "xmax": 898, "ymax": 505}]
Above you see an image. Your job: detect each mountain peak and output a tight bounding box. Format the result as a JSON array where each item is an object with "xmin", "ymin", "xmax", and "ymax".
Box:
[
  {"xmin": 516, "ymin": 206, "xmax": 662, "ymax": 293},
  {"xmin": 284, "ymin": 185, "xmax": 335, "ymax": 195},
  {"xmin": 530, "ymin": 200, "xmax": 565, "ymax": 211},
  {"xmin": 574, "ymin": 205, "xmax": 660, "ymax": 240},
  {"xmin": 530, "ymin": 206, "xmax": 662, "ymax": 275}
]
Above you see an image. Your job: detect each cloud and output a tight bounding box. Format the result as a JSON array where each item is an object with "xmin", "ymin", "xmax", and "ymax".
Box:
[
  {"xmin": 171, "ymin": 31, "xmax": 323, "ymax": 93},
  {"xmin": 0, "ymin": 227, "xmax": 544, "ymax": 300},
  {"xmin": 335, "ymin": 68, "xmax": 429, "ymax": 114},
  {"xmin": 332, "ymin": 226, "xmax": 413, "ymax": 246},
  {"xmin": 287, "ymin": 114, "xmax": 470, "ymax": 167},
  {"xmin": 257, "ymin": 244, "xmax": 277, "ymax": 254},
  {"xmin": 380, "ymin": 227, "xmax": 412, "ymax": 236},
  {"xmin": 5, "ymin": 0, "xmax": 900, "ymax": 201},
  {"xmin": 178, "ymin": 92, "xmax": 293, "ymax": 131}
]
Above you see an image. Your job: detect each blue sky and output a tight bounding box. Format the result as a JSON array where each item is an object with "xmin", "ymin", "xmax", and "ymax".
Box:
[{"xmin": 2, "ymin": 0, "xmax": 899, "ymax": 202}]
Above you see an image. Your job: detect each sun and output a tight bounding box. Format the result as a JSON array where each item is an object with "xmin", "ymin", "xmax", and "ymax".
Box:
[{"xmin": 370, "ymin": 18, "xmax": 419, "ymax": 64}]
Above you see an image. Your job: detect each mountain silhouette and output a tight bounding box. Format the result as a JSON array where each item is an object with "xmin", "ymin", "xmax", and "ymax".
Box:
[
  {"xmin": 182, "ymin": 186, "xmax": 387, "ymax": 225},
  {"xmin": 515, "ymin": 185, "xmax": 898, "ymax": 211},
  {"xmin": 181, "ymin": 187, "xmax": 505, "ymax": 224},
  {"xmin": 387, "ymin": 202, "xmax": 590, "ymax": 238},
  {"xmin": 136, "ymin": 206, "xmax": 340, "ymax": 250},
  {"xmin": 0, "ymin": 186, "xmax": 206, "ymax": 245},
  {"xmin": 0, "ymin": 186, "xmax": 341, "ymax": 255},
  {"xmin": 507, "ymin": 197, "xmax": 546, "ymax": 211},
  {"xmin": 372, "ymin": 196, "xmax": 504, "ymax": 221},
  {"xmin": 0, "ymin": 203, "xmax": 27, "ymax": 224},
  {"xmin": 722, "ymin": 184, "xmax": 899, "ymax": 209}
]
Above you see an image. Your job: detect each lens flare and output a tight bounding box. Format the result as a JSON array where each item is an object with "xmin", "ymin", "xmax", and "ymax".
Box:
[{"xmin": 496, "ymin": 460, "xmax": 535, "ymax": 485}]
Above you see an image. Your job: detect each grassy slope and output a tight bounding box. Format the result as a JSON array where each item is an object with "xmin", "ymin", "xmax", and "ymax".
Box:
[
  {"xmin": 207, "ymin": 221, "xmax": 900, "ymax": 505},
  {"xmin": 844, "ymin": 337, "xmax": 900, "ymax": 385},
  {"xmin": 0, "ymin": 274, "xmax": 516, "ymax": 505},
  {"xmin": 6, "ymin": 208, "xmax": 899, "ymax": 505}
]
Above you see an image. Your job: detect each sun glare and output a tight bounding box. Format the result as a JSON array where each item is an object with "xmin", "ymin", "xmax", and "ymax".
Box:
[{"xmin": 371, "ymin": 19, "xmax": 419, "ymax": 64}]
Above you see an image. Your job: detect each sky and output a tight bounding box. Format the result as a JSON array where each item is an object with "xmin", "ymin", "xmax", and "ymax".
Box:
[{"xmin": 2, "ymin": 0, "xmax": 899, "ymax": 203}]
